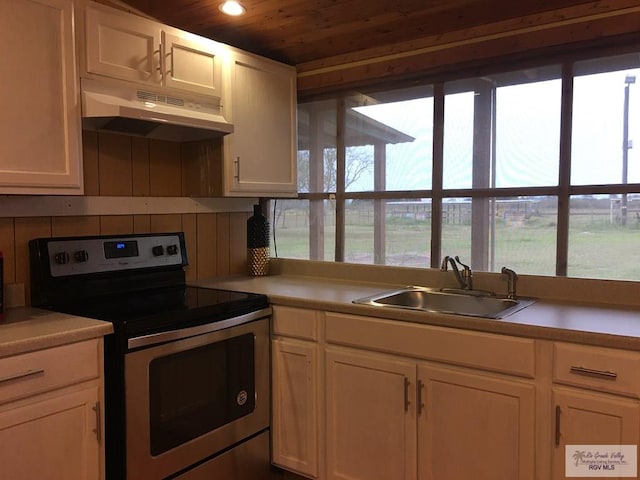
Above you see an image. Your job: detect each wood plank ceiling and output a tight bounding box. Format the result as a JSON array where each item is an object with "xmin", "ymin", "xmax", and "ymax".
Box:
[{"xmin": 120, "ymin": 0, "xmax": 597, "ymax": 66}]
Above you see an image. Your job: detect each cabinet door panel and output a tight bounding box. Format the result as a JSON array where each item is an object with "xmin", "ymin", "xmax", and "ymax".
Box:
[
  {"xmin": 86, "ymin": 3, "xmax": 161, "ymax": 84},
  {"xmin": 418, "ymin": 364, "xmax": 535, "ymax": 480},
  {"xmin": 325, "ymin": 347, "xmax": 416, "ymax": 480},
  {"xmin": 552, "ymin": 387, "xmax": 640, "ymax": 479},
  {"xmin": 0, "ymin": 388, "xmax": 100, "ymax": 480},
  {"xmin": 272, "ymin": 338, "xmax": 319, "ymax": 478},
  {"xmin": 0, "ymin": 0, "xmax": 82, "ymax": 193},
  {"xmin": 163, "ymin": 31, "xmax": 224, "ymax": 97},
  {"xmin": 224, "ymin": 51, "xmax": 297, "ymax": 196}
]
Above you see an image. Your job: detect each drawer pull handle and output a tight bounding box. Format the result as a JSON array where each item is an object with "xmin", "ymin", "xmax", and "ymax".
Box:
[
  {"xmin": 0, "ymin": 368, "xmax": 45, "ymax": 384},
  {"xmin": 570, "ymin": 366, "xmax": 617, "ymax": 380}
]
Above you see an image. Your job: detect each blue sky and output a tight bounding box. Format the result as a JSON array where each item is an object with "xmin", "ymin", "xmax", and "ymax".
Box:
[{"xmin": 350, "ymin": 68, "xmax": 640, "ymax": 192}]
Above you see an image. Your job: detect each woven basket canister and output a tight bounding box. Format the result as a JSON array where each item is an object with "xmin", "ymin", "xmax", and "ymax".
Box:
[{"xmin": 247, "ymin": 204, "xmax": 269, "ymax": 276}]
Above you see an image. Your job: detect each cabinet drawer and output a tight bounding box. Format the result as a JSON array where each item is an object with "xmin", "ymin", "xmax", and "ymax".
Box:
[
  {"xmin": 553, "ymin": 342, "xmax": 640, "ymax": 398},
  {"xmin": 0, "ymin": 340, "xmax": 100, "ymax": 405},
  {"xmin": 273, "ymin": 306, "xmax": 319, "ymax": 341},
  {"xmin": 325, "ymin": 312, "xmax": 535, "ymax": 378}
]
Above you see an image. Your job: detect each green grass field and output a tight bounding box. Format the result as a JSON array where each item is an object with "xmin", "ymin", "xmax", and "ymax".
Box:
[{"xmin": 272, "ymin": 205, "xmax": 640, "ymax": 280}]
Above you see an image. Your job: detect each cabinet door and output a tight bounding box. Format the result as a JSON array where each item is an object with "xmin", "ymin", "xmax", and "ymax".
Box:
[
  {"xmin": 552, "ymin": 387, "xmax": 640, "ymax": 479},
  {"xmin": 85, "ymin": 3, "xmax": 161, "ymax": 85},
  {"xmin": 224, "ymin": 51, "xmax": 297, "ymax": 197},
  {"xmin": 162, "ymin": 30, "xmax": 225, "ymax": 97},
  {"xmin": 418, "ymin": 364, "xmax": 535, "ymax": 480},
  {"xmin": 325, "ymin": 347, "xmax": 417, "ymax": 480},
  {"xmin": 0, "ymin": 387, "xmax": 101, "ymax": 480},
  {"xmin": 272, "ymin": 337, "xmax": 319, "ymax": 478},
  {"xmin": 0, "ymin": 0, "xmax": 82, "ymax": 194}
]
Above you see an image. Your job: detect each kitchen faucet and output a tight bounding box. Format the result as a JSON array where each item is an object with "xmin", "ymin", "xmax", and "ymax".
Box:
[{"xmin": 440, "ymin": 255, "xmax": 473, "ymax": 290}]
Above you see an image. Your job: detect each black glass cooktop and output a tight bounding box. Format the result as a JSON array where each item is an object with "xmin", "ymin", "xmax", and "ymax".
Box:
[{"xmin": 49, "ymin": 286, "xmax": 269, "ymax": 339}]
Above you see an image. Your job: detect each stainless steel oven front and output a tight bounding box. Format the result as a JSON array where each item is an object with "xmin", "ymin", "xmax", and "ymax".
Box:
[{"xmin": 124, "ymin": 309, "xmax": 271, "ymax": 480}]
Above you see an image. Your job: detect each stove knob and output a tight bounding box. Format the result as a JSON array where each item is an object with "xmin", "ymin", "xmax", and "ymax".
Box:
[
  {"xmin": 54, "ymin": 252, "xmax": 70, "ymax": 265},
  {"xmin": 167, "ymin": 244, "xmax": 179, "ymax": 255},
  {"xmin": 74, "ymin": 250, "xmax": 89, "ymax": 263},
  {"xmin": 152, "ymin": 245, "xmax": 165, "ymax": 256}
]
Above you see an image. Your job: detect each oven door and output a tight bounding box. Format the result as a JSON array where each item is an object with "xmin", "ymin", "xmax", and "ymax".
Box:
[{"xmin": 124, "ymin": 315, "xmax": 270, "ymax": 480}]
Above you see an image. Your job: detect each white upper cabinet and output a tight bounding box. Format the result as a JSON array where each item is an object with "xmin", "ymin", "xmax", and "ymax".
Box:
[
  {"xmin": 162, "ymin": 30, "xmax": 224, "ymax": 98},
  {"xmin": 0, "ymin": 0, "xmax": 82, "ymax": 194},
  {"xmin": 82, "ymin": 1, "xmax": 297, "ymax": 198},
  {"xmin": 84, "ymin": 2, "xmax": 226, "ymax": 99},
  {"xmin": 223, "ymin": 49, "xmax": 297, "ymax": 197},
  {"xmin": 85, "ymin": 3, "xmax": 161, "ymax": 85}
]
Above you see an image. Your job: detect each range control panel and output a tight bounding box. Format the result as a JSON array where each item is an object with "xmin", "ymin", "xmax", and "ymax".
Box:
[{"xmin": 45, "ymin": 233, "xmax": 186, "ymax": 277}]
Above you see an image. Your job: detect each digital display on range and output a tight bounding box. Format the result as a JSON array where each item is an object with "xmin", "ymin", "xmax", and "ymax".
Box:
[{"xmin": 104, "ymin": 240, "xmax": 139, "ymax": 259}]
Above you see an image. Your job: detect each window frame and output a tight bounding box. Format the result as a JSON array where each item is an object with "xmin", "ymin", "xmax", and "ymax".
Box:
[{"xmin": 287, "ymin": 46, "xmax": 640, "ymax": 278}]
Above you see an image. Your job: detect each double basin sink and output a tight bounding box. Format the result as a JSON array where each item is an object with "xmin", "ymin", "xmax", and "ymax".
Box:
[{"xmin": 353, "ymin": 286, "xmax": 535, "ymax": 319}]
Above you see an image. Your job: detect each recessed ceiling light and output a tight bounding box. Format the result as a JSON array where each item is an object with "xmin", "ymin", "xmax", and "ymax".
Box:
[{"xmin": 219, "ymin": 1, "xmax": 246, "ymax": 16}]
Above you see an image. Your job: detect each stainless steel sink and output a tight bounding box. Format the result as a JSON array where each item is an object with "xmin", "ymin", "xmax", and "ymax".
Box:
[{"xmin": 353, "ymin": 286, "xmax": 535, "ymax": 319}]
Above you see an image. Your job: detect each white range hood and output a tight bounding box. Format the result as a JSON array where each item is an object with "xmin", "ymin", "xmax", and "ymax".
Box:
[{"xmin": 81, "ymin": 77, "xmax": 234, "ymax": 142}]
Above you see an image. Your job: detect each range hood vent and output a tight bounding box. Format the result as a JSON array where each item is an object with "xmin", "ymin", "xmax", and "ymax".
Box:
[{"xmin": 81, "ymin": 77, "xmax": 234, "ymax": 142}]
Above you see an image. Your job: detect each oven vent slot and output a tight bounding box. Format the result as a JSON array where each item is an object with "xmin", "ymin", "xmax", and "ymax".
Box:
[{"xmin": 136, "ymin": 90, "xmax": 185, "ymax": 107}]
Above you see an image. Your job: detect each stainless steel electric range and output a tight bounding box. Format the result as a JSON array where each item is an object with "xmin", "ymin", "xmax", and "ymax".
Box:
[{"xmin": 29, "ymin": 232, "xmax": 272, "ymax": 480}]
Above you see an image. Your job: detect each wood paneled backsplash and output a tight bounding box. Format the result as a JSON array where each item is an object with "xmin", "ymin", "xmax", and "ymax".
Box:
[{"xmin": 0, "ymin": 131, "xmax": 251, "ymax": 307}]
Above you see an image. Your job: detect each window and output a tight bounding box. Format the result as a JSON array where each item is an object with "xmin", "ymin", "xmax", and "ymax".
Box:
[{"xmin": 273, "ymin": 51, "xmax": 640, "ymax": 281}]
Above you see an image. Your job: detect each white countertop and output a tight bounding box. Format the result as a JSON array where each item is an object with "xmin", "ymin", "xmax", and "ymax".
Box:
[
  {"xmin": 193, "ymin": 273, "xmax": 640, "ymax": 351},
  {"xmin": 3, "ymin": 266, "xmax": 639, "ymax": 357},
  {"xmin": 0, "ymin": 308, "xmax": 113, "ymax": 358}
]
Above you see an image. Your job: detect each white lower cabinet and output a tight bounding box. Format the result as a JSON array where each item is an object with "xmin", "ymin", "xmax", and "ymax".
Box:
[
  {"xmin": 271, "ymin": 308, "xmax": 640, "ymax": 480},
  {"xmin": 0, "ymin": 339, "xmax": 104, "ymax": 480},
  {"xmin": 0, "ymin": 387, "xmax": 101, "ymax": 480},
  {"xmin": 272, "ymin": 337, "xmax": 320, "ymax": 478},
  {"xmin": 271, "ymin": 306, "xmax": 321, "ymax": 479},
  {"xmin": 551, "ymin": 342, "xmax": 640, "ymax": 479},
  {"xmin": 418, "ymin": 364, "xmax": 535, "ymax": 480},
  {"xmin": 324, "ymin": 347, "xmax": 535, "ymax": 480},
  {"xmin": 552, "ymin": 387, "xmax": 640, "ymax": 479},
  {"xmin": 325, "ymin": 347, "xmax": 417, "ymax": 480}
]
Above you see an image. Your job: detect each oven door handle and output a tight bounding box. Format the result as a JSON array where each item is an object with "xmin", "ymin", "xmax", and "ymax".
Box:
[{"xmin": 127, "ymin": 307, "xmax": 272, "ymax": 349}]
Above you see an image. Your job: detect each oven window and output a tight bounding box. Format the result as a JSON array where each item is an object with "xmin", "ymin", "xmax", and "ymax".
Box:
[{"xmin": 148, "ymin": 333, "xmax": 255, "ymax": 455}]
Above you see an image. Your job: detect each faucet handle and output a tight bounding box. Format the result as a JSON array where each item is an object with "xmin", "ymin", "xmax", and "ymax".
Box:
[{"xmin": 501, "ymin": 267, "xmax": 518, "ymax": 299}]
